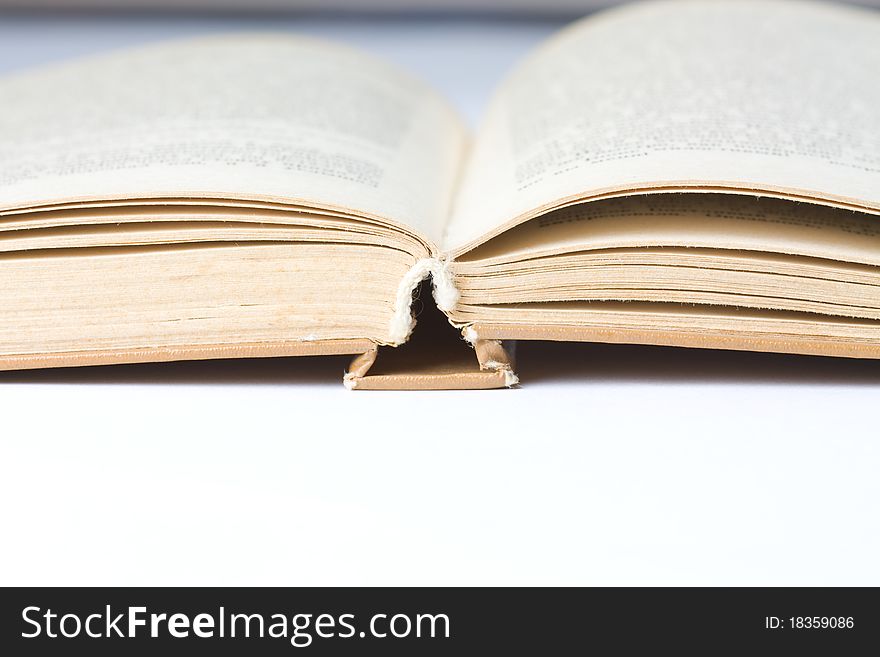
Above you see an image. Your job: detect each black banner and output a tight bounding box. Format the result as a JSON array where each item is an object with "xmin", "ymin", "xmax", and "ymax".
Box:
[{"xmin": 1, "ymin": 587, "xmax": 877, "ymax": 654}]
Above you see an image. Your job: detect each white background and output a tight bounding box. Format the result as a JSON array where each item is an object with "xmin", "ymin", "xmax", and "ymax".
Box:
[{"xmin": 1, "ymin": 10, "xmax": 878, "ymax": 586}]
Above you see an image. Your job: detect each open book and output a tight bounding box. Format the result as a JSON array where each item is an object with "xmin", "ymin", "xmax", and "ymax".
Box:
[{"xmin": 2, "ymin": 0, "xmax": 879, "ymax": 389}]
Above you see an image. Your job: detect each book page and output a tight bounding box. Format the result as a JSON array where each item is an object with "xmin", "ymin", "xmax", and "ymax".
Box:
[
  {"xmin": 444, "ymin": 0, "xmax": 880, "ymax": 253},
  {"xmin": 457, "ymin": 194, "xmax": 880, "ymax": 268},
  {"xmin": 0, "ymin": 34, "xmax": 467, "ymax": 247}
]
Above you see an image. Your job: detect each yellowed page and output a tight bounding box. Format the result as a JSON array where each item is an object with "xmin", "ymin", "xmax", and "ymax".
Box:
[
  {"xmin": 445, "ymin": 0, "xmax": 880, "ymax": 254},
  {"xmin": 0, "ymin": 243, "xmax": 413, "ymax": 356},
  {"xmin": 457, "ymin": 194, "xmax": 880, "ymax": 268},
  {"xmin": 0, "ymin": 34, "xmax": 467, "ymax": 247}
]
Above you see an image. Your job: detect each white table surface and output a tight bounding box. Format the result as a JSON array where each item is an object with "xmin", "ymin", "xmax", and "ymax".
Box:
[{"xmin": 1, "ymin": 12, "xmax": 878, "ymax": 586}]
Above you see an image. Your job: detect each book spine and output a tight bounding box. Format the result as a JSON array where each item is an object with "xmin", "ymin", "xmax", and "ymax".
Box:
[{"xmin": 387, "ymin": 257, "xmax": 459, "ymax": 345}]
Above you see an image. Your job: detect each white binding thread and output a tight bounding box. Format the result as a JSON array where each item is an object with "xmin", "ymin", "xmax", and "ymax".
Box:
[
  {"xmin": 387, "ymin": 258, "xmax": 459, "ymax": 345},
  {"xmin": 461, "ymin": 325, "xmax": 479, "ymax": 345}
]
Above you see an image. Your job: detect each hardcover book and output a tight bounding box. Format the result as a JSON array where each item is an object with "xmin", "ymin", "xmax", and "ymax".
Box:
[{"xmin": 2, "ymin": 0, "xmax": 879, "ymax": 388}]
